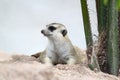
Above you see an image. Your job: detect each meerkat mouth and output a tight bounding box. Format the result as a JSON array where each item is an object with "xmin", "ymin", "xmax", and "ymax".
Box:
[{"xmin": 43, "ymin": 33, "xmax": 52, "ymax": 36}]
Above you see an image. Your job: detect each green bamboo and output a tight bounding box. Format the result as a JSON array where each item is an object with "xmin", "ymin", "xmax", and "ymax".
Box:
[
  {"xmin": 107, "ymin": 0, "xmax": 119, "ymax": 76},
  {"xmin": 117, "ymin": 0, "xmax": 120, "ymax": 10},
  {"xmin": 80, "ymin": 0, "xmax": 101, "ymax": 71},
  {"xmin": 119, "ymin": 12, "xmax": 120, "ymax": 66},
  {"xmin": 103, "ymin": 0, "xmax": 120, "ymax": 10},
  {"xmin": 80, "ymin": 0, "xmax": 93, "ymax": 47},
  {"xmin": 95, "ymin": 0, "xmax": 108, "ymax": 72},
  {"xmin": 97, "ymin": 0, "xmax": 108, "ymax": 32}
]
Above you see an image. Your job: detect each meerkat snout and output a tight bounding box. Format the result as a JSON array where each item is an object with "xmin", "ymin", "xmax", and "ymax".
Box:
[{"xmin": 41, "ymin": 30, "xmax": 44, "ymax": 34}]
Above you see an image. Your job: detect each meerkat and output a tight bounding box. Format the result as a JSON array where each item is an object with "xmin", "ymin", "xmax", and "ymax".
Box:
[{"xmin": 32, "ymin": 23, "xmax": 87, "ymax": 65}]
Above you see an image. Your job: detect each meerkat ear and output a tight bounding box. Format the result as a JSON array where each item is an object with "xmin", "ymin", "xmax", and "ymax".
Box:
[{"xmin": 61, "ymin": 29, "xmax": 67, "ymax": 36}]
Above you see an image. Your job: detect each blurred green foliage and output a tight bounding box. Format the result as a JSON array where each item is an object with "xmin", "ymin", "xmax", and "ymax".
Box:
[{"xmin": 103, "ymin": 0, "xmax": 120, "ymax": 10}]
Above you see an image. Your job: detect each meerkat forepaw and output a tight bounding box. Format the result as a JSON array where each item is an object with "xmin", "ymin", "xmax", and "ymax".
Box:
[
  {"xmin": 44, "ymin": 57, "xmax": 53, "ymax": 66},
  {"xmin": 67, "ymin": 58, "xmax": 76, "ymax": 65}
]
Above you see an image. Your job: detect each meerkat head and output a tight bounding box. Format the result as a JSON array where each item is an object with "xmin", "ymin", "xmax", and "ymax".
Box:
[{"xmin": 41, "ymin": 23, "xmax": 67, "ymax": 38}]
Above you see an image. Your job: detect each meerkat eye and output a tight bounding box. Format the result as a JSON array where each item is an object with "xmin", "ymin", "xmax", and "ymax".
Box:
[{"xmin": 48, "ymin": 26, "xmax": 56, "ymax": 32}]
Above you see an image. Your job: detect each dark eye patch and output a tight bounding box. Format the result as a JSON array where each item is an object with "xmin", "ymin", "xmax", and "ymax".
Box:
[{"xmin": 48, "ymin": 26, "xmax": 56, "ymax": 32}]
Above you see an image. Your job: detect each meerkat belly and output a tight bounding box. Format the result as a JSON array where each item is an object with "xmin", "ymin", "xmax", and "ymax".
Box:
[
  {"xmin": 45, "ymin": 49, "xmax": 58, "ymax": 64},
  {"xmin": 45, "ymin": 50, "xmax": 68, "ymax": 64},
  {"xmin": 57, "ymin": 52, "xmax": 70, "ymax": 64},
  {"xmin": 54, "ymin": 43, "xmax": 72, "ymax": 64}
]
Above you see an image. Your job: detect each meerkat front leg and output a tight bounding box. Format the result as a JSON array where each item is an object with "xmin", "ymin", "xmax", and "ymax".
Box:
[
  {"xmin": 64, "ymin": 56, "xmax": 76, "ymax": 65},
  {"xmin": 43, "ymin": 57, "xmax": 53, "ymax": 66},
  {"xmin": 67, "ymin": 58, "xmax": 76, "ymax": 65}
]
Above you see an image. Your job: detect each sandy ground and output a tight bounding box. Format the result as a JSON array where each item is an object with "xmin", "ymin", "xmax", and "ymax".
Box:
[{"xmin": 0, "ymin": 52, "xmax": 119, "ymax": 80}]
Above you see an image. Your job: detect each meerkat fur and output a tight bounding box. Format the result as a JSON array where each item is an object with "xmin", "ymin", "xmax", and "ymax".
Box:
[{"xmin": 32, "ymin": 23, "xmax": 87, "ymax": 65}]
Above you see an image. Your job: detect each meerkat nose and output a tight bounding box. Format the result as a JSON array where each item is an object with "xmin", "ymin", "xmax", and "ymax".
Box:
[{"xmin": 41, "ymin": 30, "xmax": 44, "ymax": 34}]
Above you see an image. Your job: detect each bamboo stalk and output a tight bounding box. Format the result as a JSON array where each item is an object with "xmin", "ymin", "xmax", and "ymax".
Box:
[
  {"xmin": 107, "ymin": 0, "xmax": 119, "ymax": 76},
  {"xmin": 80, "ymin": 0, "xmax": 101, "ymax": 71},
  {"xmin": 97, "ymin": 0, "xmax": 108, "ymax": 33},
  {"xmin": 80, "ymin": 0, "xmax": 93, "ymax": 47}
]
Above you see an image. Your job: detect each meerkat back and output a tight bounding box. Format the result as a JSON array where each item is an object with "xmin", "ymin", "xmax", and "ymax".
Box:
[{"xmin": 74, "ymin": 46, "xmax": 88, "ymax": 65}]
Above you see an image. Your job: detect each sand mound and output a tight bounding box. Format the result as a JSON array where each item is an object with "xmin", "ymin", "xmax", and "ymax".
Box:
[{"xmin": 0, "ymin": 52, "xmax": 119, "ymax": 80}]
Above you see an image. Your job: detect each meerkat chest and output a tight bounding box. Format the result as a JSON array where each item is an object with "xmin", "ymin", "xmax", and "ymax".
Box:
[
  {"xmin": 53, "ymin": 41, "xmax": 71, "ymax": 56},
  {"xmin": 47, "ymin": 39, "xmax": 73, "ymax": 57}
]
